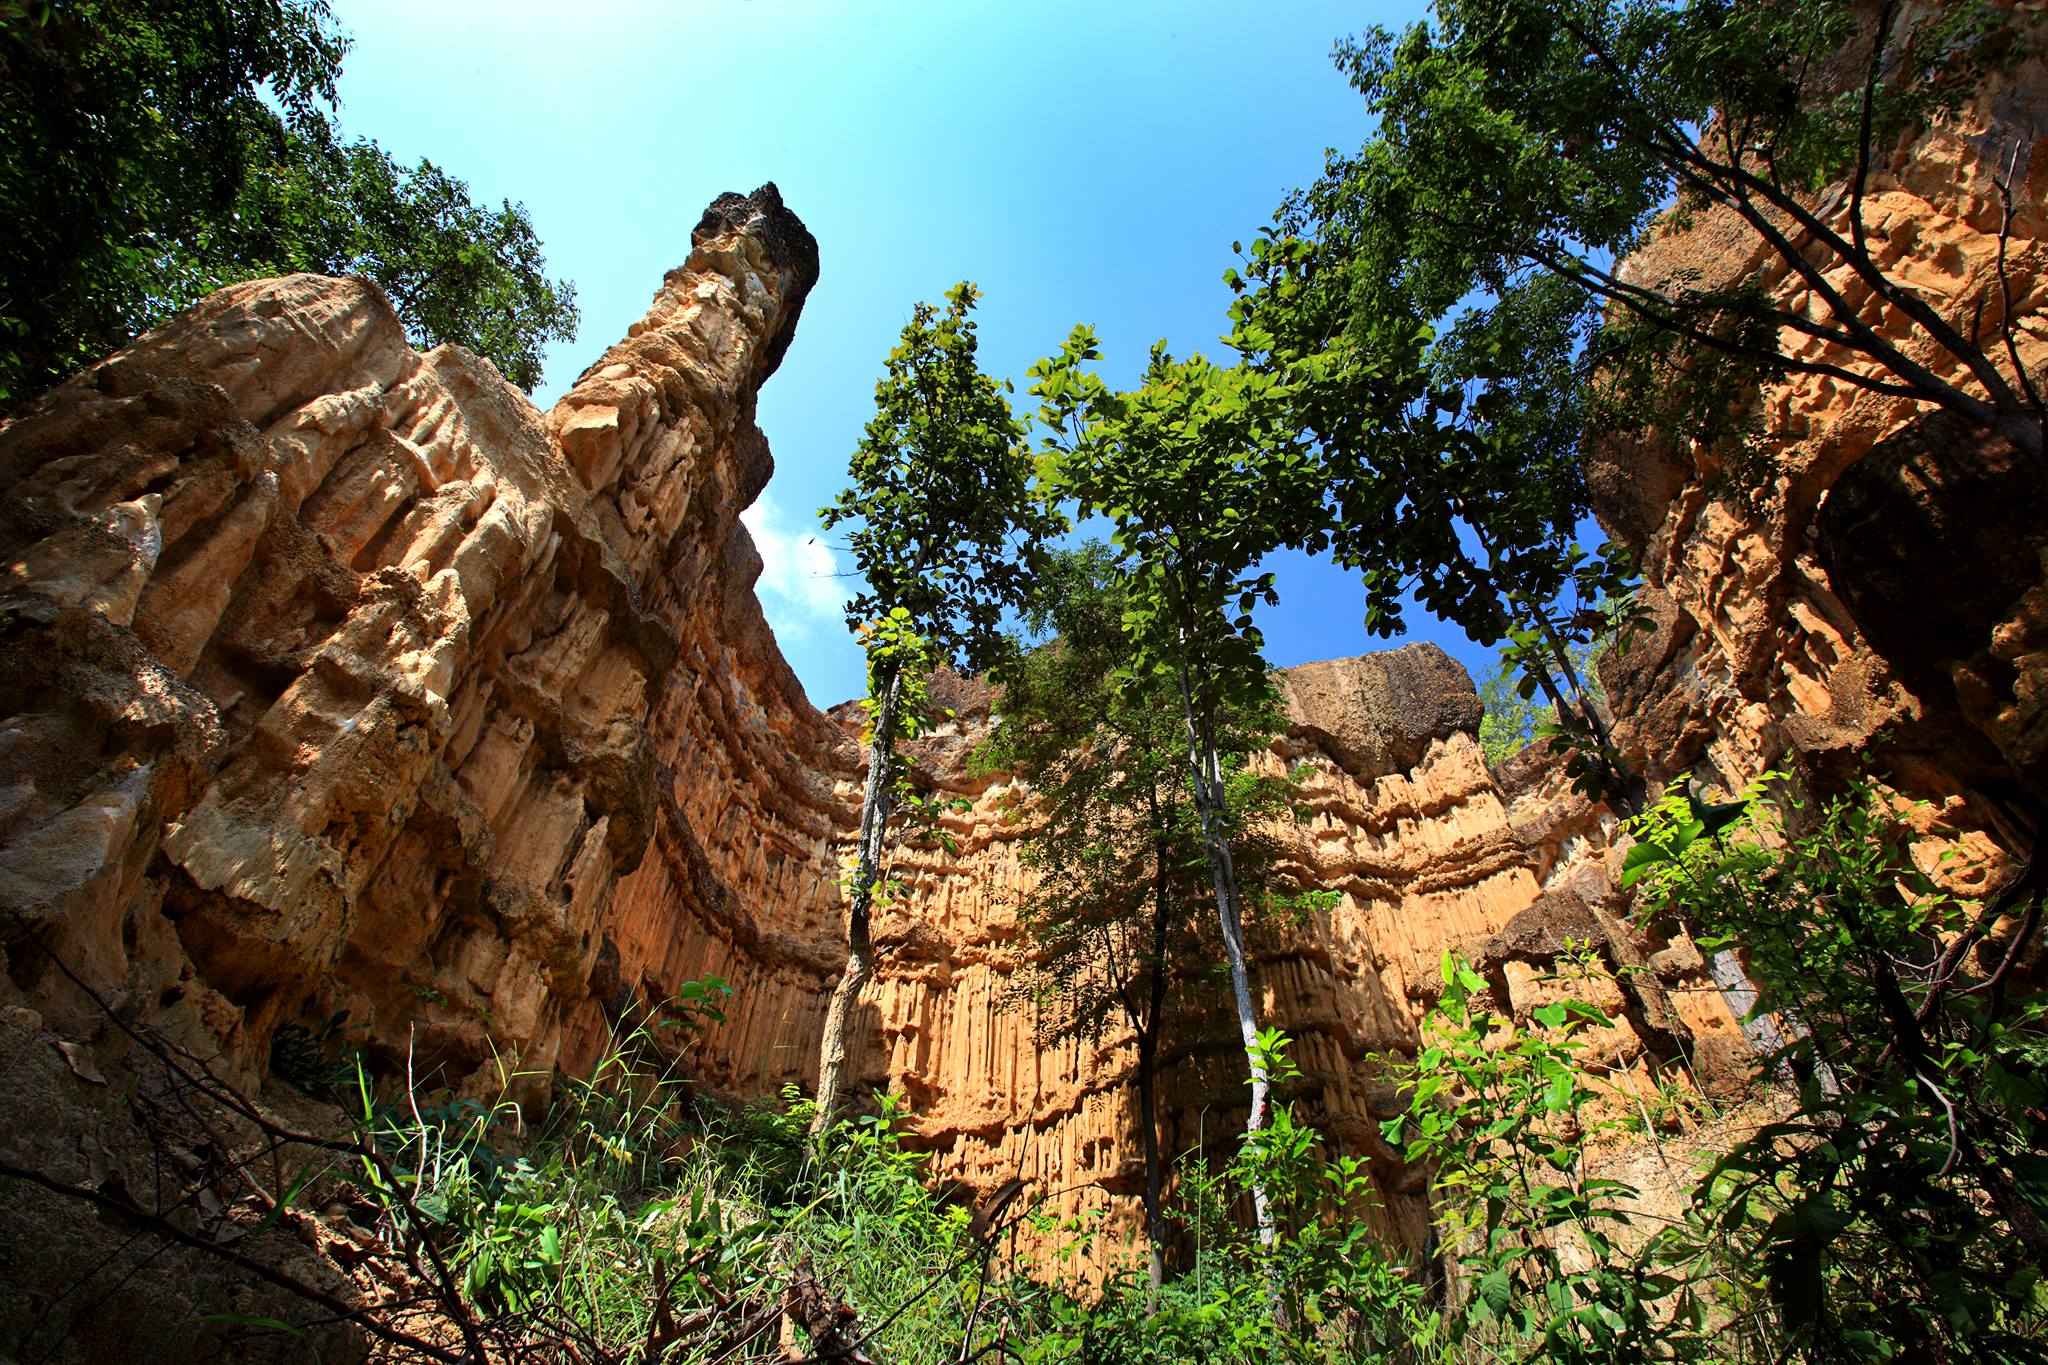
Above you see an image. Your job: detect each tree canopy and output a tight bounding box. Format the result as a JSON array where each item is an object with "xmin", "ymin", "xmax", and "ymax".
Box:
[
  {"xmin": 823, "ymin": 282, "xmax": 1066, "ymax": 677},
  {"xmin": 1029, "ymin": 331, "xmax": 1330, "ymax": 1263},
  {"xmin": 1256, "ymin": 0, "xmax": 2047, "ymax": 468},
  {"xmin": 0, "ymin": 0, "xmax": 578, "ymax": 401}
]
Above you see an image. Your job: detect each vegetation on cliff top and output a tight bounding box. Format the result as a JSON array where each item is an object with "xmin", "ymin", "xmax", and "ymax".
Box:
[{"xmin": 0, "ymin": 0, "xmax": 578, "ymax": 403}]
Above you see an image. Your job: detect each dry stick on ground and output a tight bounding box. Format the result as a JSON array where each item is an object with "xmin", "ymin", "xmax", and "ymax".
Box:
[
  {"xmin": 16, "ymin": 943, "xmax": 500, "ymax": 1360},
  {"xmin": 0, "ymin": 1156, "xmax": 469, "ymax": 1364}
]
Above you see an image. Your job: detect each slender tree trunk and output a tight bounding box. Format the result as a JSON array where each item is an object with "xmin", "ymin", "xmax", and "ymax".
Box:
[
  {"xmin": 1139, "ymin": 826, "xmax": 1174, "ymax": 1305},
  {"xmin": 811, "ymin": 665, "xmax": 902, "ymax": 1136},
  {"xmin": 1461, "ymin": 522, "xmax": 1645, "ymax": 814},
  {"xmin": 1136, "ymin": 1024, "xmax": 1167, "ymax": 1302},
  {"xmin": 1171, "ymin": 646, "xmax": 1277, "ymax": 1254},
  {"xmin": 1535, "ymin": 616, "xmax": 1611, "ymax": 749}
]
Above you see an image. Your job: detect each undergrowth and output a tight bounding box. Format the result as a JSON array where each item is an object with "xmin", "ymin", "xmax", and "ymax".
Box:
[
  {"xmin": 246, "ymin": 773, "xmax": 2043, "ymax": 1364},
  {"xmin": 321, "ymin": 978, "xmax": 1442, "ymax": 1364}
]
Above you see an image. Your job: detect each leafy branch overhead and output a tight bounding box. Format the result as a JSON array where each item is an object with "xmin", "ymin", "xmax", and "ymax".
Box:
[
  {"xmin": 0, "ymin": 0, "xmax": 578, "ymax": 402},
  {"xmin": 1258, "ymin": 0, "xmax": 2048, "ymax": 467},
  {"xmin": 825, "ymin": 282, "xmax": 1067, "ymax": 677}
]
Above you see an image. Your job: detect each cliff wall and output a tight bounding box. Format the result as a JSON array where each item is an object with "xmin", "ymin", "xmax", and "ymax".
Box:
[
  {"xmin": 0, "ymin": 187, "xmax": 821, "ymax": 1100},
  {"xmin": 0, "ymin": 181, "xmax": 1733, "ymax": 1291},
  {"xmin": 22, "ymin": 89, "xmax": 2036, "ymax": 1284},
  {"xmin": 1588, "ymin": 49, "xmax": 2048, "ymax": 904},
  {"xmin": 7, "ymin": 19, "xmax": 2046, "ymax": 1344}
]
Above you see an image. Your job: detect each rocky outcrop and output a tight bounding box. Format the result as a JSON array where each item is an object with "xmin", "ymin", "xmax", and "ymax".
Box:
[
  {"xmin": 0, "ymin": 186, "xmax": 821, "ymax": 1105},
  {"xmin": 1587, "ymin": 51, "xmax": 2048, "ymax": 901},
  {"xmin": 0, "ymin": 179, "xmax": 1738, "ymax": 1329}
]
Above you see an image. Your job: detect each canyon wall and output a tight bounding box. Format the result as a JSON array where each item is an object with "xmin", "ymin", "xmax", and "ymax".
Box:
[
  {"xmin": 0, "ymin": 187, "xmax": 827, "ymax": 1112},
  {"xmin": 14, "ymin": 57, "xmax": 2043, "ymax": 1302},
  {"xmin": 0, "ymin": 178, "xmax": 1738, "ymax": 1314},
  {"xmin": 1588, "ymin": 48, "xmax": 2048, "ymax": 904},
  {"xmin": 4, "ymin": 17, "xmax": 2045, "ymax": 1351},
  {"xmin": 628, "ymin": 644, "xmax": 1742, "ymax": 1262}
]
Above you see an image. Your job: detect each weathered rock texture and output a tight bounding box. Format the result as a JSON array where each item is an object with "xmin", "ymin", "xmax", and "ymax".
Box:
[
  {"xmin": 42, "ymin": 90, "xmax": 2048, "ymax": 1320},
  {"xmin": 587, "ymin": 638, "xmax": 1739, "ymax": 1270},
  {"xmin": 21, "ymin": 59, "xmax": 2043, "ymax": 1306},
  {"xmin": 0, "ymin": 187, "xmax": 821, "ymax": 1109},
  {"xmin": 0, "ymin": 183, "xmax": 838, "ymax": 1354},
  {"xmin": 0, "ymin": 182, "xmax": 1732, "ymax": 1324},
  {"xmin": 1588, "ymin": 45, "xmax": 2048, "ymax": 904}
]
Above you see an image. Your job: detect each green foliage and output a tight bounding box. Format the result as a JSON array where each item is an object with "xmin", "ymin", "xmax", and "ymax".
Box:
[
  {"xmin": 1028, "ymin": 329, "xmax": 1325, "ymax": 1255},
  {"xmin": 1482, "ymin": 634, "xmax": 1622, "ymax": 777},
  {"xmin": 982, "ymin": 542, "xmax": 1317, "ymax": 1281},
  {"xmin": 0, "ymin": 0, "xmax": 577, "ymax": 402},
  {"xmin": 1476, "ymin": 664, "xmax": 1546, "ymax": 766},
  {"xmin": 1029, "ymin": 331, "xmax": 1321, "ymax": 695},
  {"xmin": 333, "ymin": 1006, "xmax": 1049, "ymax": 1363},
  {"xmin": 1022, "ymin": 1042, "xmax": 1443, "ymax": 1365},
  {"xmin": 288, "ymin": 771, "xmax": 2048, "ymax": 1365},
  {"xmin": 1386, "ymin": 951, "xmax": 1700, "ymax": 1362},
  {"xmin": 813, "ymin": 281, "xmax": 1064, "ymax": 1129},
  {"xmin": 1477, "ymin": 636, "xmax": 1607, "ymax": 766},
  {"xmin": 1234, "ymin": 187, "xmax": 1644, "ymax": 802},
  {"xmin": 1132, "ymin": 1035, "xmax": 1447, "ymax": 1365},
  {"xmin": 824, "ymin": 281, "xmax": 1067, "ymax": 681},
  {"xmin": 1356, "ymin": 774, "xmax": 2048, "ymax": 1362},
  {"xmin": 981, "ymin": 543, "xmax": 1300, "ymax": 1059},
  {"xmin": 1269, "ymin": 0, "xmax": 2047, "ymax": 473},
  {"xmin": 1622, "ymin": 774, "xmax": 2048, "ymax": 1361}
]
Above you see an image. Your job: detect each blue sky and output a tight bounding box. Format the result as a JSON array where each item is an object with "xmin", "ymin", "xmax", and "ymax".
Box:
[{"xmin": 327, "ymin": 0, "xmax": 1512, "ymax": 708}]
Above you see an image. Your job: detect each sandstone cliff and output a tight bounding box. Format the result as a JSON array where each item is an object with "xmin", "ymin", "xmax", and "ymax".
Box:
[
  {"xmin": 0, "ymin": 176, "xmax": 1739, "ymax": 1320},
  {"xmin": 0, "ymin": 186, "xmax": 822, "ymax": 1104},
  {"xmin": 1588, "ymin": 47, "xmax": 2048, "ymax": 909}
]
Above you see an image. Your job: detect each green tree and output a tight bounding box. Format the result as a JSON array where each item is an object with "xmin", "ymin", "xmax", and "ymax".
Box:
[
  {"xmin": 814, "ymin": 282, "xmax": 1063, "ymax": 1134},
  {"xmin": 979, "ymin": 542, "xmax": 1297, "ymax": 1297},
  {"xmin": 1623, "ymin": 775, "xmax": 2048, "ymax": 1360},
  {"xmin": 1030, "ymin": 330, "xmax": 1327, "ymax": 1257},
  {"xmin": 1271, "ymin": 0, "xmax": 2046, "ymax": 470},
  {"xmin": 1232, "ymin": 244, "xmax": 1640, "ymax": 804},
  {"xmin": 0, "ymin": 0, "xmax": 578, "ymax": 401}
]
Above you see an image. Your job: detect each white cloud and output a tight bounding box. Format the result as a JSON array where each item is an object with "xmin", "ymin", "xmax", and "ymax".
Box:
[{"xmin": 741, "ymin": 494, "xmax": 852, "ymax": 642}]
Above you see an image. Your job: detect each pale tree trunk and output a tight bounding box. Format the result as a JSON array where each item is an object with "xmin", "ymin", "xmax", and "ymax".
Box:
[
  {"xmin": 1171, "ymin": 647, "xmax": 1276, "ymax": 1254},
  {"xmin": 811, "ymin": 666, "xmax": 902, "ymax": 1135}
]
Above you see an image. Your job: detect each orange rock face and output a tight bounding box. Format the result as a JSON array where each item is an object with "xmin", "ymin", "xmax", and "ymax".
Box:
[
  {"xmin": 7, "ymin": 29, "xmax": 2046, "ymax": 1340},
  {"xmin": 1588, "ymin": 57, "xmax": 2048, "ymax": 885},
  {"xmin": 0, "ymin": 187, "xmax": 822, "ymax": 1103},
  {"xmin": 0, "ymin": 184, "xmax": 1727, "ymax": 1291},
  {"xmin": 597, "ymin": 638, "xmax": 1735, "ymax": 1269}
]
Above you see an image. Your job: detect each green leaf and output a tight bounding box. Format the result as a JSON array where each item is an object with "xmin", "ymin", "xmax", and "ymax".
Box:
[{"xmin": 1476, "ymin": 1267, "xmax": 1514, "ymax": 1317}]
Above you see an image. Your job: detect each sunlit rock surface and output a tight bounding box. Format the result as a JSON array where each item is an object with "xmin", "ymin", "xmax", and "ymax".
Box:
[
  {"xmin": 0, "ymin": 187, "xmax": 819, "ymax": 1103},
  {"xmin": 0, "ymin": 184, "xmax": 1739, "ymax": 1298},
  {"xmin": 1588, "ymin": 56, "xmax": 2048, "ymax": 898}
]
